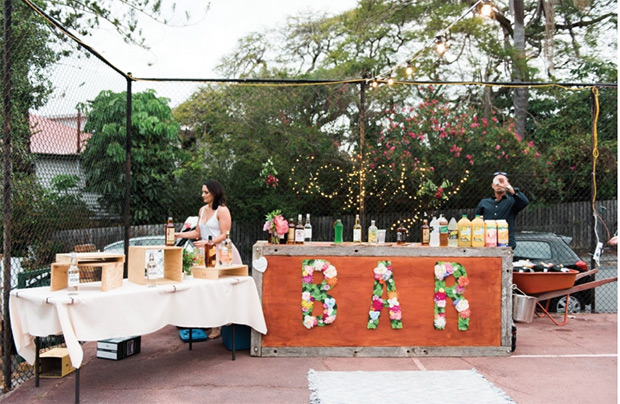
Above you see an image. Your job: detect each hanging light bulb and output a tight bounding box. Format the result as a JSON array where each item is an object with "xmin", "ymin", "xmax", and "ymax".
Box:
[
  {"xmin": 371, "ymin": 79, "xmax": 379, "ymax": 89},
  {"xmin": 434, "ymin": 35, "xmax": 448, "ymax": 56},
  {"xmin": 387, "ymin": 77, "xmax": 394, "ymax": 86},
  {"xmin": 479, "ymin": 0, "xmax": 493, "ymax": 18},
  {"xmin": 405, "ymin": 65, "xmax": 414, "ymax": 76}
]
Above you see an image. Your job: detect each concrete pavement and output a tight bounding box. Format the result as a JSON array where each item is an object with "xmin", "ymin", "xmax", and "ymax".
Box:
[{"xmin": 1, "ymin": 313, "xmax": 616, "ymax": 404}]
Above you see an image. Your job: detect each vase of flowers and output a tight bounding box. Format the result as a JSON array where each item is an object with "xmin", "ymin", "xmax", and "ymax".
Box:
[{"xmin": 263, "ymin": 209, "xmax": 288, "ymax": 244}]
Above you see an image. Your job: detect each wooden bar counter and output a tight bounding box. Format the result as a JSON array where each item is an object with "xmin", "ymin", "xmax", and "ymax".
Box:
[{"xmin": 251, "ymin": 241, "xmax": 513, "ymax": 357}]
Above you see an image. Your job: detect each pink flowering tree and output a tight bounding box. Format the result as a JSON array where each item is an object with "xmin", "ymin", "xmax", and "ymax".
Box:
[{"xmin": 364, "ymin": 87, "xmax": 547, "ymax": 219}]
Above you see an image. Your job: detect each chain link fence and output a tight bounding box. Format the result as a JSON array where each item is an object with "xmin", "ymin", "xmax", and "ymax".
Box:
[{"xmin": 0, "ymin": 0, "xmax": 617, "ymax": 393}]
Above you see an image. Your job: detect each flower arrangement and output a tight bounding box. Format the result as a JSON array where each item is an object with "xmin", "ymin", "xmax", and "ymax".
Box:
[
  {"xmin": 367, "ymin": 261, "xmax": 402, "ymax": 330},
  {"xmin": 433, "ymin": 261, "xmax": 470, "ymax": 331},
  {"xmin": 301, "ymin": 259, "xmax": 338, "ymax": 329},
  {"xmin": 263, "ymin": 209, "xmax": 289, "ymax": 244},
  {"xmin": 182, "ymin": 249, "xmax": 198, "ymax": 275}
]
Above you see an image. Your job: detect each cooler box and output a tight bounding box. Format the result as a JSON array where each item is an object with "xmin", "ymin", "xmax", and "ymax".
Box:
[
  {"xmin": 97, "ymin": 336, "xmax": 141, "ymax": 360},
  {"xmin": 221, "ymin": 325, "xmax": 251, "ymax": 351}
]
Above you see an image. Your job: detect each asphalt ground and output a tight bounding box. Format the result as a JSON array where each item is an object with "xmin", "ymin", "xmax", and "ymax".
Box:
[{"xmin": 0, "ymin": 312, "xmax": 616, "ymax": 404}]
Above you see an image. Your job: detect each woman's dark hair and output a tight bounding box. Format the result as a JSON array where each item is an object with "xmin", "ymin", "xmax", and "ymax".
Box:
[{"xmin": 204, "ymin": 179, "xmax": 226, "ymax": 209}]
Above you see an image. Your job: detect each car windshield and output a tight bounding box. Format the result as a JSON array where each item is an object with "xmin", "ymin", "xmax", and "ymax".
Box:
[{"xmin": 514, "ymin": 241, "xmax": 553, "ymax": 261}]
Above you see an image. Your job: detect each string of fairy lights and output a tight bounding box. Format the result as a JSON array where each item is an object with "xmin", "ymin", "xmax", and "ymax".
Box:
[
  {"xmin": 369, "ymin": 0, "xmax": 494, "ymax": 88},
  {"xmin": 287, "ymin": 1, "xmax": 493, "ymax": 230}
]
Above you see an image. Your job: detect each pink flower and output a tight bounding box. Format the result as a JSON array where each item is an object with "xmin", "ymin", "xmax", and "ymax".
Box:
[
  {"xmin": 372, "ymin": 298, "xmax": 384, "ymax": 311},
  {"xmin": 274, "ymin": 215, "xmax": 289, "ymax": 235},
  {"xmin": 495, "ymin": 145, "xmax": 501, "ymax": 150}
]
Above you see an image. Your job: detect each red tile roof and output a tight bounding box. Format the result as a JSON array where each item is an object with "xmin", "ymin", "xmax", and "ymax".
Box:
[{"xmin": 29, "ymin": 114, "xmax": 92, "ymax": 155}]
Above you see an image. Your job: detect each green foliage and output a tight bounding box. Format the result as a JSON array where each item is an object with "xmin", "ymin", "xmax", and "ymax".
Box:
[{"xmin": 81, "ymin": 89, "xmax": 185, "ymax": 224}]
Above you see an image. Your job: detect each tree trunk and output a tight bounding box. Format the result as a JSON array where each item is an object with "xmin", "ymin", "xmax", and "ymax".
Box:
[{"xmin": 512, "ymin": 0, "xmax": 528, "ymax": 139}]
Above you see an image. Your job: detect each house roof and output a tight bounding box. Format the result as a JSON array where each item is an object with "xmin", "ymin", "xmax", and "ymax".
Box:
[{"xmin": 29, "ymin": 114, "xmax": 92, "ymax": 155}]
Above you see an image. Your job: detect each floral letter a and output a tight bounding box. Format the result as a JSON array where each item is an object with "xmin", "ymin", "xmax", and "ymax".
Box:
[
  {"xmin": 433, "ymin": 261, "xmax": 470, "ymax": 331},
  {"xmin": 301, "ymin": 259, "xmax": 338, "ymax": 329},
  {"xmin": 367, "ymin": 261, "xmax": 402, "ymax": 330}
]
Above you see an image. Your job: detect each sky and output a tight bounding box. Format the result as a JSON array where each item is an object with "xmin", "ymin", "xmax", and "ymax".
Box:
[
  {"xmin": 89, "ymin": 0, "xmax": 359, "ymax": 78},
  {"xmin": 38, "ymin": 0, "xmax": 359, "ymax": 116}
]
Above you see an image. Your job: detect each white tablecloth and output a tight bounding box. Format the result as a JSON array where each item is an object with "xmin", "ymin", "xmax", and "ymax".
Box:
[{"xmin": 9, "ymin": 276, "xmax": 267, "ymax": 368}]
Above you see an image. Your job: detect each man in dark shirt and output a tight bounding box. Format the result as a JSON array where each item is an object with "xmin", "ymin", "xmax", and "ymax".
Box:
[{"xmin": 475, "ymin": 171, "xmax": 529, "ymax": 249}]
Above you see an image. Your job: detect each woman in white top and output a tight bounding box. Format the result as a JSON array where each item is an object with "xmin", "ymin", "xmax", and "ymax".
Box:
[
  {"xmin": 175, "ymin": 179, "xmax": 241, "ymax": 263},
  {"xmin": 174, "ymin": 179, "xmax": 241, "ymax": 338}
]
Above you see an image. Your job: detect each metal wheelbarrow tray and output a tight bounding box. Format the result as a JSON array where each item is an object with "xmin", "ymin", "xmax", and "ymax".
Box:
[{"xmin": 513, "ymin": 269, "xmax": 617, "ymax": 326}]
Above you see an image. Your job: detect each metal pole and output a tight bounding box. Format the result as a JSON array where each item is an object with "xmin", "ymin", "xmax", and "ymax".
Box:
[
  {"xmin": 589, "ymin": 88, "xmax": 598, "ymax": 311},
  {"xmin": 123, "ymin": 75, "xmax": 132, "ymax": 276},
  {"xmin": 359, "ymin": 81, "xmax": 366, "ymax": 227},
  {"xmin": 2, "ymin": 0, "xmax": 13, "ymax": 393}
]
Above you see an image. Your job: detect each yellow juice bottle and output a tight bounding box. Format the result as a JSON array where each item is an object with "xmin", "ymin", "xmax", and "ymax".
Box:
[
  {"xmin": 471, "ymin": 215, "xmax": 485, "ymax": 247},
  {"xmin": 457, "ymin": 215, "xmax": 472, "ymax": 247}
]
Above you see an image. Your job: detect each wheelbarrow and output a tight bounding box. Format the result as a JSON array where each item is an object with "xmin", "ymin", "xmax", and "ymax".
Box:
[{"xmin": 512, "ymin": 268, "xmax": 617, "ymax": 326}]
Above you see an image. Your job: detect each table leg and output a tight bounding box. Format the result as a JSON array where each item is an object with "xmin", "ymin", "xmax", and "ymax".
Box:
[
  {"xmin": 231, "ymin": 324, "xmax": 236, "ymax": 361},
  {"xmin": 75, "ymin": 367, "xmax": 80, "ymax": 404},
  {"xmin": 35, "ymin": 337, "xmax": 40, "ymax": 387},
  {"xmin": 189, "ymin": 328, "xmax": 193, "ymax": 351}
]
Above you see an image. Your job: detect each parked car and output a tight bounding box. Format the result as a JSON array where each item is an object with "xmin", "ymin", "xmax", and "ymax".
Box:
[
  {"xmin": 103, "ymin": 236, "xmax": 166, "ymax": 254},
  {"xmin": 513, "ymin": 232, "xmax": 591, "ymax": 313}
]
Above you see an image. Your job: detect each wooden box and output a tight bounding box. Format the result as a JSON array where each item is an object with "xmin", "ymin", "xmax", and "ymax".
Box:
[
  {"xmin": 192, "ymin": 264, "xmax": 248, "ymax": 280},
  {"xmin": 128, "ymin": 246, "xmax": 182, "ymax": 285},
  {"xmin": 39, "ymin": 347, "xmax": 76, "ymax": 378},
  {"xmin": 51, "ymin": 252, "xmax": 125, "ymax": 292}
]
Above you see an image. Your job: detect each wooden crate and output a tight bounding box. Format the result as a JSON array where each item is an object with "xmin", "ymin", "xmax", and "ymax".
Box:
[
  {"xmin": 128, "ymin": 246, "xmax": 182, "ymax": 285},
  {"xmin": 51, "ymin": 252, "xmax": 125, "ymax": 292},
  {"xmin": 192, "ymin": 264, "xmax": 248, "ymax": 280}
]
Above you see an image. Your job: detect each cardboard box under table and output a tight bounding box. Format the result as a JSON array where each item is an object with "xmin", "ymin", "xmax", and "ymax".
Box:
[
  {"xmin": 51, "ymin": 252, "xmax": 125, "ymax": 292},
  {"xmin": 128, "ymin": 245, "xmax": 182, "ymax": 285},
  {"xmin": 39, "ymin": 347, "xmax": 76, "ymax": 378}
]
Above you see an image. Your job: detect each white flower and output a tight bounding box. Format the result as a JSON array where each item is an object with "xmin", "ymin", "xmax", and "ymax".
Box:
[
  {"xmin": 302, "ymin": 291, "xmax": 311, "ymax": 301},
  {"xmin": 455, "ymin": 299, "xmax": 469, "ymax": 312},
  {"xmin": 434, "ymin": 317, "xmax": 446, "ymax": 329},
  {"xmin": 323, "ymin": 265, "xmax": 337, "ymax": 279},
  {"xmin": 434, "ymin": 264, "xmax": 447, "ymax": 280},
  {"xmin": 303, "ymin": 315, "xmax": 316, "ymax": 329},
  {"xmin": 387, "ymin": 297, "xmax": 400, "ymax": 308}
]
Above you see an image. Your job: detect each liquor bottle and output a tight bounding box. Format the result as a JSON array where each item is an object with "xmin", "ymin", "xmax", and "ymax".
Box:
[
  {"xmin": 353, "ymin": 214, "xmax": 362, "ymax": 243},
  {"xmin": 165, "ymin": 216, "xmax": 175, "ymax": 246},
  {"xmin": 458, "ymin": 215, "xmax": 472, "ymax": 247},
  {"xmin": 334, "ymin": 219, "xmax": 343, "ymax": 243},
  {"xmin": 224, "ymin": 231, "xmax": 233, "ymax": 266},
  {"xmin": 421, "ymin": 219, "xmax": 430, "ymax": 245},
  {"xmin": 287, "ymin": 217, "xmax": 295, "ymax": 244},
  {"xmin": 67, "ymin": 252, "xmax": 79, "ymax": 293},
  {"xmin": 146, "ymin": 252, "xmax": 158, "ymax": 287},
  {"xmin": 368, "ymin": 220, "xmax": 378, "ymax": 244},
  {"xmin": 429, "ymin": 216, "xmax": 440, "ymax": 247},
  {"xmin": 295, "ymin": 214, "xmax": 305, "ymax": 244},
  {"xmin": 472, "ymin": 215, "xmax": 485, "ymax": 247},
  {"xmin": 205, "ymin": 235, "xmax": 216, "ymax": 268},
  {"xmin": 448, "ymin": 217, "xmax": 458, "ymax": 247},
  {"xmin": 439, "ymin": 214, "xmax": 449, "ymax": 247},
  {"xmin": 304, "ymin": 213, "xmax": 312, "ymax": 242},
  {"xmin": 396, "ymin": 222, "xmax": 407, "ymax": 244}
]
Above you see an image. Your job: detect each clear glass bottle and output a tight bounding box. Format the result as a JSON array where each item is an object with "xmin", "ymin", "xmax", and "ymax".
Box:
[
  {"xmin": 165, "ymin": 216, "xmax": 175, "ymax": 246},
  {"xmin": 146, "ymin": 252, "xmax": 158, "ymax": 287},
  {"xmin": 222, "ymin": 231, "xmax": 233, "ymax": 266},
  {"xmin": 295, "ymin": 214, "xmax": 305, "ymax": 244},
  {"xmin": 304, "ymin": 213, "xmax": 312, "ymax": 242},
  {"xmin": 368, "ymin": 220, "xmax": 378, "ymax": 244},
  {"xmin": 353, "ymin": 214, "xmax": 362, "ymax": 243},
  {"xmin": 67, "ymin": 252, "xmax": 79, "ymax": 293},
  {"xmin": 439, "ymin": 214, "xmax": 449, "ymax": 247},
  {"xmin": 396, "ymin": 222, "xmax": 407, "ymax": 244}
]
